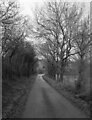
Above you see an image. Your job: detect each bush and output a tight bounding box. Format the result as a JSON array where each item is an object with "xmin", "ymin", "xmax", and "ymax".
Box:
[{"xmin": 2, "ymin": 42, "xmax": 37, "ymax": 81}]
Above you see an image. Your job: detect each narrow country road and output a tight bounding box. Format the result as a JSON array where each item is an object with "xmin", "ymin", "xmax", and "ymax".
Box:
[{"xmin": 22, "ymin": 74, "xmax": 88, "ymax": 118}]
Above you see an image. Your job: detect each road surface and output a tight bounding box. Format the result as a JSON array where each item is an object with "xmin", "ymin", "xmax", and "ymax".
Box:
[{"xmin": 22, "ymin": 74, "xmax": 88, "ymax": 118}]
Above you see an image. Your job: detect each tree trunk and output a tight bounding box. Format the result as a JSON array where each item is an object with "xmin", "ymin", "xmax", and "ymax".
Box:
[
  {"xmin": 76, "ymin": 58, "xmax": 85, "ymax": 93},
  {"xmin": 56, "ymin": 73, "xmax": 60, "ymax": 81},
  {"xmin": 60, "ymin": 70, "xmax": 64, "ymax": 82},
  {"xmin": 59, "ymin": 62, "xmax": 65, "ymax": 82}
]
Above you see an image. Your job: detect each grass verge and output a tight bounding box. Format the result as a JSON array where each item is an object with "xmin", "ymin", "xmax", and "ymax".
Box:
[
  {"xmin": 2, "ymin": 75, "xmax": 37, "ymax": 118},
  {"xmin": 43, "ymin": 75, "xmax": 90, "ymax": 117}
]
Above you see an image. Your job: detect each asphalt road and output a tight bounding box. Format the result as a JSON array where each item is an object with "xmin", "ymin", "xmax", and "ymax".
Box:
[{"xmin": 22, "ymin": 74, "xmax": 88, "ymax": 118}]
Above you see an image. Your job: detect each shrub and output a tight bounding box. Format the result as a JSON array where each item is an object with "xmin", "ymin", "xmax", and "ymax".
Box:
[{"xmin": 2, "ymin": 42, "xmax": 37, "ymax": 81}]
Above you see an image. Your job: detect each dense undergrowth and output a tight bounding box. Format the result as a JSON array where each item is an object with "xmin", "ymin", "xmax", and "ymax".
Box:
[
  {"xmin": 2, "ymin": 75, "xmax": 36, "ymax": 118},
  {"xmin": 2, "ymin": 42, "xmax": 37, "ymax": 118}
]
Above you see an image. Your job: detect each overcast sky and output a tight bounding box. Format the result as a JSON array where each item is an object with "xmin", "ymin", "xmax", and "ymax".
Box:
[{"xmin": 18, "ymin": 0, "xmax": 90, "ymax": 17}]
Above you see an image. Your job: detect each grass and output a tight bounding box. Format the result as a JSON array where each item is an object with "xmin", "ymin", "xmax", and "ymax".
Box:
[
  {"xmin": 43, "ymin": 75, "xmax": 90, "ymax": 117},
  {"xmin": 2, "ymin": 75, "xmax": 37, "ymax": 118}
]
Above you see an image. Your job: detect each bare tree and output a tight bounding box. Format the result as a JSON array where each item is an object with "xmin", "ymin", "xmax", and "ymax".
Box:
[
  {"xmin": 33, "ymin": 1, "xmax": 83, "ymax": 82},
  {"xmin": 0, "ymin": 0, "xmax": 20, "ymax": 56},
  {"xmin": 73, "ymin": 16, "xmax": 91, "ymax": 92},
  {"xmin": 0, "ymin": 0, "xmax": 32, "ymax": 60}
]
